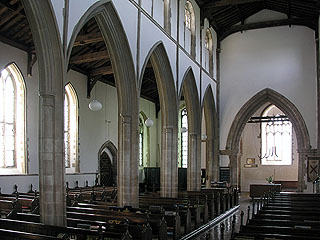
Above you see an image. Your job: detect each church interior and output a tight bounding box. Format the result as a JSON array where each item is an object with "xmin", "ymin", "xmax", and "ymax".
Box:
[{"xmin": 0, "ymin": 0, "xmax": 319, "ymax": 239}]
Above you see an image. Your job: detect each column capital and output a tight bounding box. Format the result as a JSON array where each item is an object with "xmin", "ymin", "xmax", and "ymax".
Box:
[{"xmin": 220, "ymin": 149, "xmax": 239, "ymax": 156}]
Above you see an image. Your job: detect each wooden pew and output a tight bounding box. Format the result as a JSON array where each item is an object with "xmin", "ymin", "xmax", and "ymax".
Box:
[
  {"xmin": 0, "ymin": 218, "xmax": 130, "ymax": 240},
  {"xmin": 233, "ymin": 192, "xmax": 320, "ymax": 240}
]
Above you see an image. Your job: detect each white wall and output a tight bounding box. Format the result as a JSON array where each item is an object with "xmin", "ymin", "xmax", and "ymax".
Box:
[
  {"xmin": 0, "ymin": 42, "xmax": 39, "ymax": 193},
  {"xmin": 220, "ymin": 25, "xmax": 317, "ymax": 155},
  {"xmin": 139, "ymin": 98, "xmax": 159, "ymax": 167}
]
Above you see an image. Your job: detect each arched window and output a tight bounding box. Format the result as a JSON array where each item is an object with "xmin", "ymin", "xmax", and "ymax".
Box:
[
  {"xmin": 261, "ymin": 105, "xmax": 292, "ymax": 165},
  {"xmin": 64, "ymin": 83, "xmax": 79, "ymax": 173},
  {"xmin": 181, "ymin": 108, "xmax": 188, "ymax": 168},
  {"xmin": 184, "ymin": 1, "xmax": 196, "ymax": 58},
  {"xmin": 164, "ymin": 0, "xmax": 171, "ymax": 33},
  {"xmin": 0, "ymin": 63, "xmax": 26, "ymax": 174},
  {"xmin": 204, "ymin": 28, "xmax": 213, "ymax": 75},
  {"xmin": 139, "ymin": 117, "xmax": 144, "ymax": 166}
]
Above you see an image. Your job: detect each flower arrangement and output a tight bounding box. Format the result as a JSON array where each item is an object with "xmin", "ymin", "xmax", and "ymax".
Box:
[{"xmin": 266, "ymin": 176, "xmax": 273, "ymax": 184}]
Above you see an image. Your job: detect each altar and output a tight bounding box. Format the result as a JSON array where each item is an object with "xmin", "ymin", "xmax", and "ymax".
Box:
[{"xmin": 250, "ymin": 183, "xmax": 281, "ymax": 198}]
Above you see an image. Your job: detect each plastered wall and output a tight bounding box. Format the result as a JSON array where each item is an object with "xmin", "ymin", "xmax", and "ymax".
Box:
[{"xmin": 220, "ymin": 24, "xmax": 317, "ymax": 163}]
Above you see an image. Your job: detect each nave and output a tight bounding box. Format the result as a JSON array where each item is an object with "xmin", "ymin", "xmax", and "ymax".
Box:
[{"xmin": 0, "ymin": 181, "xmax": 239, "ymax": 239}]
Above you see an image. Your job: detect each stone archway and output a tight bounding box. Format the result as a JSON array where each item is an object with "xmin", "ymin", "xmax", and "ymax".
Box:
[
  {"xmin": 22, "ymin": 0, "xmax": 65, "ymax": 226},
  {"xmin": 139, "ymin": 42, "xmax": 178, "ymax": 198},
  {"xmin": 202, "ymin": 85, "xmax": 219, "ymax": 188},
  {"xmin": 226, "ymin": 88, "xmax": 311, "ymax": 191},
  {"xmin": 179, "ymin": 67, "xmax": 201, "ymax": 191},
  {"xmin": 67, "ymin": 1, "xmax": 139, "ymax": 207},
  {"xmin": 98, "ymin": 141, "xmax": 118, "ymax": 186}
]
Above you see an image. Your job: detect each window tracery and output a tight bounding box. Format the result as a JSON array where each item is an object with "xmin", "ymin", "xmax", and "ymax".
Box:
[{"xmin": 261, "ymin": 105, "xmax": 292, "ymax": 165}]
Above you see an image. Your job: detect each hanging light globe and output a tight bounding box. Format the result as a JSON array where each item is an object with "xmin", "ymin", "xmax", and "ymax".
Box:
[
  {"xmin": 181, "ymin": 127, "xmax": 188, "ymax": 133},
  {"xmin": 89, "ymin": 99, "xmax": 102, "ymax": 111},
  {"xmin": 201, "ymin": 134, "xmax": 208, "ymax": 141},
  {"xmin": 145, "ymin": 118, "xmax": 154, "ymax": 127}
]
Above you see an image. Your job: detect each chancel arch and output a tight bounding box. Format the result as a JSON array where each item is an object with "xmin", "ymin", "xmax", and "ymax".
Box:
[
  {"xmin": 178, "ymin": 67, "xmax": 201, "ymax": 191},
  {"xmin": 226, "ymin": 88, "xmax": 310, "ymax": 191},
  {"xmin": 67, "ymin": 1, "xmax": 139, "ymax": 207},
  {"xmin": 202, "ymin": 85, "xmax": 219, "ymax": 188},
  {"xmin": 139, "ymin": 42, "xmax": 178, "ymax": 198}
]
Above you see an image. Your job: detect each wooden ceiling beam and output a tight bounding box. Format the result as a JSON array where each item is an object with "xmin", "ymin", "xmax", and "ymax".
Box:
[
  {"xmin": 69, "ymin": 50, "xmax": 110, "ymax": 64},
  {"xmin": 0, "ymin": 34, "xmax": 29, "ymax": 52},
  {"xmin": 89, "ymin": 65, "xmax": 113, "ymax": 77},
  {"xmin": 73, "ymin": 32, "xmax": 104, "ymax": 47},
  {"xmin": 220, "ymin": 17, "xmax": 316, "ymax": 40},
  {"xmin": 0, "ymin": 2, "xmax": 25, "ymax": 18},
  {"xmin": 203, "ymin": 0, "xmax": 263, "ymax": 9}
]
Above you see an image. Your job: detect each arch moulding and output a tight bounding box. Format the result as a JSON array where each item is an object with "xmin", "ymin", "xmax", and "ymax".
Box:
[
  {"xmin": 226, "ymin": 88, "xmax": 311, "ymax": 191},
  {"xmin": 67, "ymin": 1, "xmax": 139, "ymax": 207},
  {"xmin": 202, "ymin": 85, "xmax": 219, "ymax": 187}
]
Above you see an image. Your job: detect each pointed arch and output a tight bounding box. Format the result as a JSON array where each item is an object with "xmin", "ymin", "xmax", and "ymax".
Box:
[
  {"xmin": 64, "ymin": 83, "xmax": 79, "ymax": 173},
  {"xmin": 179, "ymin": 67, "xmax": 201, "ymax": 191},
  {"xmin": 98, "ymin": 140, "xmax": 118, "ymax": 186},
  {"xmin": 67, "ymin": 1, "xmax": 139, "ymax": 207},
  {"xmin": 226, "ymin": 88, "xmax": 310, "ymax": 191},
  {"xmin": 0, "ymin": 62, "xmax": 26, "ymax": 174},
  {"xmin": 140, "ymin": 41, "xmax": 178, "ymax": 198},
  {"xmin": 204, "ymin": 28, "xmax": 213, "ymax": 75},
  {"xmin": 22, "ymin": 0, "xmax": 65, "ymax": 226},
  {"xmin": 184, "ymin": 0, "xmax": 196, "ymax": 58},
  {"xmin": 202, "ymin": 85, "xmax": 219, "ymax": 186}
]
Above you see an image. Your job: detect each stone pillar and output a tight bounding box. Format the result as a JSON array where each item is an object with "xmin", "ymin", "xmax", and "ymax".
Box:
[
  {"xmin": 187, "ymin": 133, "xmax": 201, "ymax": 191},
  {"xmin": 229, "ymin": 153, "xmax": 239, "ymax": 188},
  {"xmin": 118, "ymin": 114, "xmax": 139, "ymax": 207},
  {"xmin": 161, "ymin": 126, "xmax": 178, "ymax": 198},
  {"xmin": 206, "ymin": 138, "xmax": 214, "ymax": 188},
  {"xmin": 297, "ymin": 149, "xmax": 312, "ymax": 192},
  {"xmin": 39, "ymin": 93, "xmax": 65, "ymax": 226},
  {"xmin": 213, "ymin": 137, "xmax": 220, "ymax": 182}
]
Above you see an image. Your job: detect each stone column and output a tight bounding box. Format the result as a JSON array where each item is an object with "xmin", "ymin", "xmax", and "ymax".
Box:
[
  {"xmin": 187, "ymin": 133, "xmax": 201, "ymax": 191},
  {"xmin": 213, "ymin": 137, "xmax": 220, "ymax": 182},
  {"xmin": 118, "ymin": 114, "xmax": 139, "ymax": 207},
  {"xmin": 206, "ymin": 138, "xmax": 214, "ymax": 188},
  {"xmin": 229, "ymin": 153, "xmax": 239, "ymax": 188},
  {"xmin": 161, "ymin": 126, "xmax": 178, "ymax": 198},
  {"xmin": 39, "ymin": 93, "xmax": 65, "ymax": 226}
]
